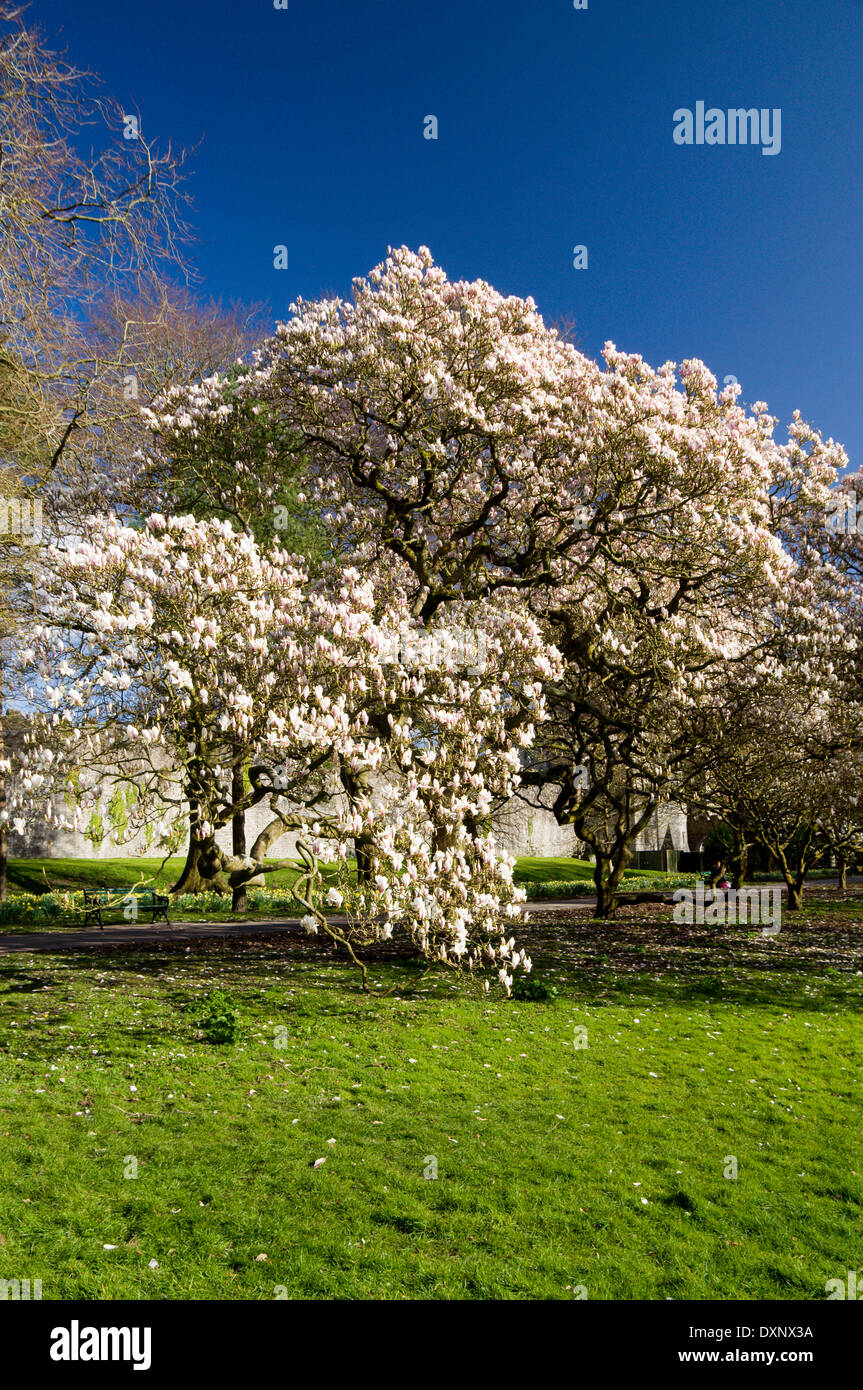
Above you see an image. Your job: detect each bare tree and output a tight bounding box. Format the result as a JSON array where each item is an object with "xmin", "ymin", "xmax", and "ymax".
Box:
[{"xmin": 0, "ymin": 1, "xmax": 196, "ymax": 894}]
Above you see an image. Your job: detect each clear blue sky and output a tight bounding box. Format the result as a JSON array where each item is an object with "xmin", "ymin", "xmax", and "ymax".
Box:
[{"xmin": 32, "ymin": 0, "xmax": 863, "ymax": 470}]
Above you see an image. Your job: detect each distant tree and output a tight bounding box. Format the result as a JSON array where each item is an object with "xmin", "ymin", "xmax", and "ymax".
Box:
[
  {"xmin": 690, "ymin": 585, "xmax": 860, "ymax": 911},
  {"xmin": 0, "ymin": 1, "xmax": 196, "ymax": 896},
  {"xmin": 0, "ymin": 1, "xmax": 193, "ymax": 490}
]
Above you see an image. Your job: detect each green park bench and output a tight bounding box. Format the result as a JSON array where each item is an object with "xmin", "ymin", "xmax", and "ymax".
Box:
[{"xmin": 82, "ymin": 887, "xmax": 171, "ymax": 929}]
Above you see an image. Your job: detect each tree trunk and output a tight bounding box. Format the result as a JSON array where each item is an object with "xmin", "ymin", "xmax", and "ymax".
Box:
[
  {"xmin": 170, "ymin": 798, "xmax": 226, "ymax": 895},
  {"xmin": 773, "ymin": 832, "xmax": 815, "ymax": 912},
  {"xmin": 778, "ymin": 849, "xmax": 808, "ymax": 911},
  {"xmin": 339, "ymin": 762, "xmax": 376, "ymax": 888},
  {"xmin": 730, "ymin": 828, "xmax": 748, "ymax": 890},
  {"xmin": 837, "ymin": 857, "xmax": 847, "ymax": 892},
  {"xmin": 592, "ymin": 846, "xmax": 631, "ymax": 919},
  {"xmin": 594, "ymin": 872, "xmax": 615, "ymax": 918},
  {"xmin": 353, "ymin": 839, "xmax": 373, "ymax": 887},
  {"xmin": 231, "ymin": 761, "xmax": 247, "ymax": 914},
  {"xmin": 170, "ymin": 836, "xmax": 226, "ymax": 895}
]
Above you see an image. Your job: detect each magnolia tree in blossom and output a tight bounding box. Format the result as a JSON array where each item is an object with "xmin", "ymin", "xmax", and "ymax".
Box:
[
  {"xmin": 76, "ymin": 245, "xmax": 861, "ymax": 929},
  {"xmin": 16, "ymin": 513, "xmax": 556, "ymax": 987},
  {"xmin": 812, "ymin": 474, "xmax": 863, "ymax": 887},
  {"xmin": 688, "ymin": 557, "xmax": 862, "ymax": 909},
  {"xmin": 515, "ymin": 358, "xmax": 844, "ymax": 914},
  {"xmin": 142, "ymin": 247, "xmax": 851, "ymax": 916},
  {"xmin": 816, "ymin": 746, "xmax": 863, "ymax": 890},
  {"xmin": 142, "ymin": 246, "xmax": 606, "ymax": 613},
  {"xmin": 693, "ymin": 707, "xmax": 844, "ymax": 912},
  {"xmin": 698, "ymin": 457, "xmax": 863, "ymax": 902}
]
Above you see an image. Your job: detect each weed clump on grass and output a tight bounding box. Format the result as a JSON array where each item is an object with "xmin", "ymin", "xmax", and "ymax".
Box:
[
  {"xmin": 511, "ymin": 975, "xmax": 558, "ymax": 1002},
  {"xmin": 192, "ymin": 988, "xmax": 240, "ymax": 1044}
]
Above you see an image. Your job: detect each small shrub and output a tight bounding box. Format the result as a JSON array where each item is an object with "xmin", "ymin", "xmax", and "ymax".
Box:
[
  {"xmin": 512, "ymin": 975, "xmax": 558, "ymax": 1002},
  {"xmin": 193, "ymin": 988, "xmax": 240, "ymax": 1045}
]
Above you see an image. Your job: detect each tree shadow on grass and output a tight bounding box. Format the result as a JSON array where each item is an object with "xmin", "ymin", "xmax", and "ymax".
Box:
[
  {"xmin": 3, "ymin": 899, "xmax": 863, "ymax": 1017},
  {"xmin": 523, "ymin": 905, "xmax": 863, "ymax": 1013},
  {"xmin": 0, "ymin": 973, "xmax": 54, "ymax": 992},
  {"xmin": 0, "ymin": 935, "xmax": 424, "ymax": 1031}
]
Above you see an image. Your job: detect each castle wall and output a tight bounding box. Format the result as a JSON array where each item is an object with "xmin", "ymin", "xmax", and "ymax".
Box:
[{"xmin": 11, "ymin": 781, "xmax": 690, "ymax": 863}]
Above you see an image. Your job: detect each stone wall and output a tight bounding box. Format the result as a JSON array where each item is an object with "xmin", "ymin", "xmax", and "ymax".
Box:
[
  {"xmin": 11, "ymin": 781, "xmax": 691, "ymax": 863},
  {"xmin": 491, "ymin": 787, "xmax": 584, "ymax": 859},
  {"xmin": 633, "ymin": 802, "xmax": 690, "ymax": 853}
]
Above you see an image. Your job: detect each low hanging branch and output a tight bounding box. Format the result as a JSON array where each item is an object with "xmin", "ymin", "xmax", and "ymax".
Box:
[{"xmin": 290, "ymin": 837, "xmax": 369, "ymax": 994}]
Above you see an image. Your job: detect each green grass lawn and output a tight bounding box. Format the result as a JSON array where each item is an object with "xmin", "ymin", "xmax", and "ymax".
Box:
[
  {"xmin": 514, "ymin": 856, "xmax": 657, "ymax": 883},
  {"xmin": 1, "ymin": 858, "xmax": 341, "ymax": 931},
  {"xmin": 8, "ymin": 854, "xmax": 614, "ymax": 895},
  {"xmin": 7, "ymin": 857, "xmax": 260, "ymax": 895},
  {"xmin": 1, "ymin": 899, "xmax": 861, "ymax": 1300},
  {"xmin": 7, "ymin": 856, "xmax": 846, "ymax": 900},
  {"xmin": 5, "ymin": 854, "xmax": 678, "ymax": 905},
  {"xmin": 9, "ymin": 855, "xmax": 582, "ymax": 894}
]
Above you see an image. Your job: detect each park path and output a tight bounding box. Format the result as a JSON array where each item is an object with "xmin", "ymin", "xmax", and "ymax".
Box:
[{"xmin": 0, "ymin": 898, "xmax": 599, "ymax": 953}]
